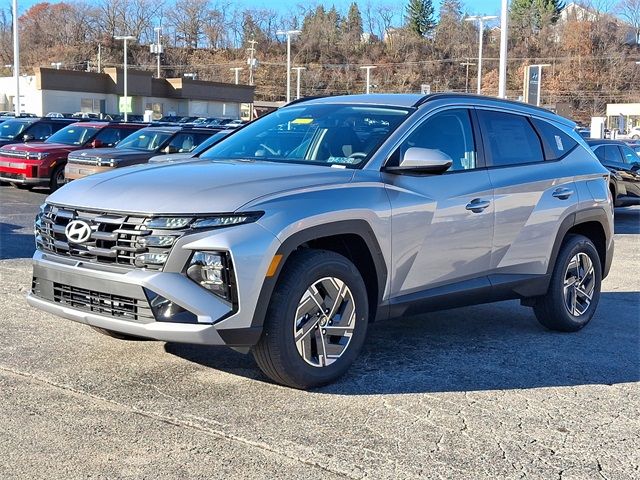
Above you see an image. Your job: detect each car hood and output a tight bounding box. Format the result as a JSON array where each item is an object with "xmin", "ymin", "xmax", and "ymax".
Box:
[
  {"xmin": 68, "ymin": 147, "xmax": 153, "ymax": 162},
  {"xmin": 148, "ymin": 153, "xmax": 195, "ymax": 163},
  {"xmin": 47, "ymin": 160, "xmax": 356, "ymax": 214},
  {"xmin": 0, "ymin": 142, "xmax": 75, "ymax": 153}
]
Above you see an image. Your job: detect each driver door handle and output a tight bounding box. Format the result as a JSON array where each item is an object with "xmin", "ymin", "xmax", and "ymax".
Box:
[
  {"xmin": 552, "ymin": 187, "xmax": 574, "ymax": 200},
  {"xmin": 465, "ymin": 198, "xmax": 491, "ymax": 213}
]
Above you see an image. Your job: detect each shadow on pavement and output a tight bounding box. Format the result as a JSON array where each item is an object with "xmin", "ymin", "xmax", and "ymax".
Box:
[
  {"xmin": 165, "ymin": 291, "xmax": 640, "ymax": 394},
  {"xmin": 0, "ymin": 222, "xmax": 35, "ymax": 260},
  {"xmin": 614, "ymin": 206, "xmax": 640, "ymax": 234}
]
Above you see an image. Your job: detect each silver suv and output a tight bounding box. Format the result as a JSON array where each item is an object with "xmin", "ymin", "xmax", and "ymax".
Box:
[{"xmin": 28, "ymin": 94, "xmax": 614, "ymax": 389}]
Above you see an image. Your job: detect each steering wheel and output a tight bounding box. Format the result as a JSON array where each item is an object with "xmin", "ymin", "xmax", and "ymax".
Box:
[
  {"xmin": 258, "ymin": 143, "xmax": 278, "ymax": 156},
  {"xmin": 348, "ymin": 152, "xmax": 368, "ymax": 160}
]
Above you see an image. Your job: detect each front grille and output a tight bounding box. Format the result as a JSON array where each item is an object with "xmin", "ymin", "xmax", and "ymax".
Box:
[
  {"xmin": 67, "ymin": 156, "xmax": 100, "ymax": 166},
  {"xmin": 0, "ymin": 150, "xmax": 28, "ymax": 160},
  {"xmin": 51, "ymin": 282, "xmax": 153, "ymax": 321},
  {"xmin": 35, "ymin": 204, "xmax": 174, "ymax": 270}
]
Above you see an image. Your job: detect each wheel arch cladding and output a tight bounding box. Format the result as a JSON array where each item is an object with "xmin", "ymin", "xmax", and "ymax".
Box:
[{"xmin": 251, "ymin": 220, "xmax": 388, "ymax": 329}]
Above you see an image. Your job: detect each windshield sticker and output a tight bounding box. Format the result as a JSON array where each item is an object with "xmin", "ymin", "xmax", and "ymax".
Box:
[
  {"xmin": 291, "ymin": 118, "xmax": 314, "ymax": 125},
  {"xmin": 555, "ymin": 135, "xmax": 564, "ymax": 151}
]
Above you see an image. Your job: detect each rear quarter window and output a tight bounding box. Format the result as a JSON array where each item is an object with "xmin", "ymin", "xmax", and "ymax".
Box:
[{"xmin": 531, "ymin": 118, "xmax": 578, "ymax": 160}]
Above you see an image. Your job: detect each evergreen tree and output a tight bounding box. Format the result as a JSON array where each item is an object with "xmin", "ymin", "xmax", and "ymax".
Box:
[
  {"xmin": 406, "ymin": 0, "xmax": 436, "ymax": 37},
  {"xmin": 511, "ymin": 0, "xmax": 565, "ymax": 32},
  {"xmin": 344, "ymin": 2, "xmax": 364, "ymax": 39},
  {"xmin": 438, "ymin": 0, "xmax": 463, "ymax": 22}
]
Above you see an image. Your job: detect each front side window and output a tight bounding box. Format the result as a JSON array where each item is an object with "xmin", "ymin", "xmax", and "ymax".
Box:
[
  {"xmin": 93, "ymin": 127, "xmax": 133, "ymax": 147},
  {"xmin": 602, "ymin": 145, "xmax": 623, "ymax": 163},
  {"xmin": 0, "ymin": 120, "xmax": 29, "ymax": 139},
  {"xmin": 389, "ymin": 108, "xmax": 477, "ymax": 171},
  {"xmin": 24, "ymin": 122, "xmax": 53, "ymax": 140},
  {"xmin": 165, "ymin": 132, "xmax": 212, "ymax": 153},
  {"xmin": 116, "ymin": 129, "xmax": 173, "ymax": 151},
  {"xmin": 200, "ymin": 104, "xmax": 411, "ymax": 168},
  {"xmin": 46, "ymin": 125, "xmax": 99, "ymax": 145},
  {"xmin": 478, "ymin": 110, "xmax": 544, "ymax": 167}
]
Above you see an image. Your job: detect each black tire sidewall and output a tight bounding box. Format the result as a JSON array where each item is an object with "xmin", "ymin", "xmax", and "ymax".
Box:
[
  {"xmin": 263, "ymin": 251, "xmax": 369, "ymax": 388},
  {"xmin": 545, "ymin": 236, "xmax": 602, "ymax": 331},
  {"xmin": 50, "ymin": 165, "xmax": 65, "ymax": 192}
]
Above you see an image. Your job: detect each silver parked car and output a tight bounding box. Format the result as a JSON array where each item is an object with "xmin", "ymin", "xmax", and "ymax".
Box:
[{"xmin": 28, "ymin": 94, "xmax": 613, "ymax": 389}]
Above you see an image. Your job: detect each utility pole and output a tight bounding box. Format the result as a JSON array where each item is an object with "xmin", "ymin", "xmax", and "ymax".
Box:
[
  {"xmin": 292, "ymin": 66, "xmax": 306, "ymax": 99},
  {"xmin": 460, "ymin": 61, "xmax": 476, "ymax": 93},
  {"xmin": 464, "ymin": 15, "xmax": 498, "ymax": 95},
  {"xmin": 230, "ymin": 67, "xmax": 243, "ymax": 85},
  {"xmin": 498, "ymin": 0, "xmax": 509, "ymax": 98},
  {"xmin": 247, "ymin": 38, "xmax": 257, "ymax": 86},
  {"xmin": 12, "ymin": 0, "xmax": 20, "ymax": 116},
  {"xmin": 276, "ymin": 30, "xmax": 301, "ymax": 103},
  {"xmin": 97, "ymin": 43, "xmax": 101, "ymax": 73},
  {"xmin": 151, "ymin": 27, "xmax": 163, "ymax": 78},
  {"xmin": 360, "ymin": 66, "xmax": 376, "ymax": 94}
]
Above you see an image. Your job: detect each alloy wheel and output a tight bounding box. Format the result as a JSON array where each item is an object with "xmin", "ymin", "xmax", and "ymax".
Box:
[
  {"xmin": 563, "ymin": 252, "xmax": 595, "ymax": 317},
  {"xmin": 293, "ymin": 276, "xmax": 356, "ymax": 367}
]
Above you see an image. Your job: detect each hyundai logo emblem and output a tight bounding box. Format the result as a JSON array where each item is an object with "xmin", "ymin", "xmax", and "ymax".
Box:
[{"xmin": 65, "ymin": 220, "xmax": 92, "ymax": 244}]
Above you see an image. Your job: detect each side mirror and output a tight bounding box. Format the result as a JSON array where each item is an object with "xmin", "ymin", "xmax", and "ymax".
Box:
[
  {"xmin": 22, "ymin": 134, "xmax": 34, "ymax": 142},
  {"xmin": 631, "ymin": 162, "xmax": 640, "ymax": 171},
  {"xmin": 91, "ymin": 139, "xmax": 104, "ymax": 148},
  {"xmin": 384, "ymin": 147, "xmax": 453, "ymax": 175}
]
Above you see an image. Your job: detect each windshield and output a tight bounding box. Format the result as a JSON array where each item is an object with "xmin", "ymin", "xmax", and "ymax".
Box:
[
  {"xmin": 116, "ymin": 129, "xmax": 174, "ymax": 151},
  {"xmin": 45, "ymin": 125, "xmax": 100, "ymax": 145},
  {"xmin": 0, "ymin": 120, "xmax": 30, "ymax": 140},
  {"xmin": 200, "ymin": 104, "xmax": 411, "ymax": 168}
]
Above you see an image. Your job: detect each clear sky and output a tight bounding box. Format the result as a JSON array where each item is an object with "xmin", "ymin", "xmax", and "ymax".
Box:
[{"xmin": 15, "ymin": 0, "xmax": 504, "ymax": 18}]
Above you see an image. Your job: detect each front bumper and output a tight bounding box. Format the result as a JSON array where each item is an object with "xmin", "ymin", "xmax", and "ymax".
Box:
[
  {"xmin": 0, "ymin": 173, "xmax": 46, "ymax": 184},
  {"xmin": 65, "ymin": 163, "xmax": 113, "ymax": 181},
  {"xmin": 28, "ymin": 221, "xmax": 281, "ymax": 346},
  {"xmin": 0, "ymin": 160, "xmax": 46, "ymax": 184}
]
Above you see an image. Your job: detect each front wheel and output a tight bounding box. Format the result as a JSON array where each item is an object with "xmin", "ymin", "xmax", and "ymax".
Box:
[
  {"xmin": 533, "ymin": 234, "xmax": 602, "ymax": 332},
  {"xmin": 49, "ymin": 165, "xmax": 65, "ymax": 192},
  {"xmin": 252, "ymin": 249, "xmax": 369, "ymax": 389}
]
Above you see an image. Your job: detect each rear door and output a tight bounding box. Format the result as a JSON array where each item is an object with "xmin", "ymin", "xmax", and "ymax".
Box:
[{"xmin": 478, "ymin": 109, "xmax": 579, "ymax": 277}]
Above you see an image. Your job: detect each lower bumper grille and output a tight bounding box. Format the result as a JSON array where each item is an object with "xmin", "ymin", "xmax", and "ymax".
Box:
[{"xmin": 31, "ymin": 277, "xmax": 154, "ymax": 322}]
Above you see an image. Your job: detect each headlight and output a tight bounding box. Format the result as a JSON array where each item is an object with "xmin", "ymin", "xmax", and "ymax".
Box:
[
  {"xmin": 145, "ymin": 213, "xmax": 262, "ymax": 231},
  {"xmin": 146, "ymin": 217, "xmax": 193, "ymax": 229},
  {"xmin": 95, "ymin": 157, "xmax": 115, "ymax": 167},
  {"xmin": 186, "ymin": 251, "xmax": 233, "ymax": 302},
  {"xmin": 26, "ymin": 152, "xmax": 49, "ymax": 160}
]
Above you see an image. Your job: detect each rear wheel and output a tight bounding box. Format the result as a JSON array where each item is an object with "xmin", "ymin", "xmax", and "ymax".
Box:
[
  {"xmin": 533, "ymin": 234, "xmax": 601, "ymax": 332},
  {"xmin": 252, "ymin": 249, "xmax": 369, "ymax": 389},
  {"xmin": 49, "ymin": 165, "xmax": 65, "ymax": 192}
]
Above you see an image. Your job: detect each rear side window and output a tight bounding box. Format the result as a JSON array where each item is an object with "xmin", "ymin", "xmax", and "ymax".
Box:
[
  {"xmin": 477, "ymin": 110, "xmax": 544, "ymax": 167},
  {"xmin": 598, "ymin": 145, "xmax": 623, "ymax": 163},
  {"xmin": 531, "ymin": 118, "xmax": 578, "ymax": 160}
]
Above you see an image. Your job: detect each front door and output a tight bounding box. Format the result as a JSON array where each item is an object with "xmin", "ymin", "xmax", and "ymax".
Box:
[{"xmin": 383, "ymin": 108, "xmax": 494, "ymax": 297}]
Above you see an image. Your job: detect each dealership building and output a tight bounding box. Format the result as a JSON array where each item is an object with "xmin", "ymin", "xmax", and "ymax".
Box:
[{"xmin": 0, "ymin": 67, "xmax": 255, "ymax": 119}]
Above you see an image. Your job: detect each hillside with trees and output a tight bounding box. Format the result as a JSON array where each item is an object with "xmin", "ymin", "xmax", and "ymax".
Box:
[{"xmin": 0, "ymin": 0, "xmax": 638, "ymax": 122}]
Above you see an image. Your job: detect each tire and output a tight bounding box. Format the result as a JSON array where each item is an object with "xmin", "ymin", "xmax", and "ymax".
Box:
[
  {"xmin": 91, "ymin": 326, "xmax": 152, "ymax": 341},
  {"xmin": 252, "ymin": 249, "xmax": 369, "ymax": 389},
  {"xmin": 533, "ymin": 234, "xmax": 602, "ymax": 332},
  {"xmin": 632, "ymin": 134, "xmax": 639, "ymax": 140},
  {"xmin": 49, "ymin": 165, "xmax": 65, "ymax": 192}
]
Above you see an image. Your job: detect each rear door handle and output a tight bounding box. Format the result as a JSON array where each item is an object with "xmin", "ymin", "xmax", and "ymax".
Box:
[
  {"xmin": 465, "ymin": 198, "xmax": 491, "ymax": 213},
  {"xmin": 552, "ymin": 187, "xmax": 574, "ymax": 200}
]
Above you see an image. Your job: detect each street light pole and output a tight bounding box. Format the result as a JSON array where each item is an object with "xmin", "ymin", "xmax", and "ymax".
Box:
[
  {"xmin": 154, "ymin": 27, "xmax": 162, "ymax": 78},
  {"xmin": 465, "ymin": 15, "xmax": 498, "ymax": 95},
  {"xmin": 114, "ymin": 35, "xmax": 135, "ymax": 122},
  {"xmin": 498, "ymin": 0, "xmax": 509, "ymax": 98},
  {"xmin": 50, "ymin": 62, "xmax": 62, "ymax": 70},
  {"xmin": 230, "ymin": 67, "xmax": 243, "ymax": 85},
  {"xmin": 293, "ymin": 67, "xmax": 306, "ymax": 99},
  {"xmin": 276, "ymin": 30, "xmax": 301, "ymax": 103},
  {"xmin": 12, "ymin": 0, "xmax": 19, "ymax": 116},
  {"xmin": 360, "ymin": 66, "xmax": 377, "ymax": 94}
]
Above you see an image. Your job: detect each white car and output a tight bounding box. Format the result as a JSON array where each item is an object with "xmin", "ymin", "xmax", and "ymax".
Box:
[{"xmin": 628, "ymin": 126, "xmax": 640, "ymax": 140}]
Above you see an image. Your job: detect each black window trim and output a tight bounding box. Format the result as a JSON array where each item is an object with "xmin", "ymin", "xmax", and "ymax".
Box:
[{"xmin": 475, "ymin": 107, "xmax": 547, "ymax": 170}]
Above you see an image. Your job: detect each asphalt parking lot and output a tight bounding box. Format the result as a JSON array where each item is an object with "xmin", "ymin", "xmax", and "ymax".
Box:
[{"xmin": 0, "ymin": 184, "xmax": 638, "ymax": 479}]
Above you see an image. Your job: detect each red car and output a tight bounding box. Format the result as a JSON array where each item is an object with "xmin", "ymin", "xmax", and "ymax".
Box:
[{"xmin": 0, "ymin": 121, "xmax": 146, "ymax": 191}]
